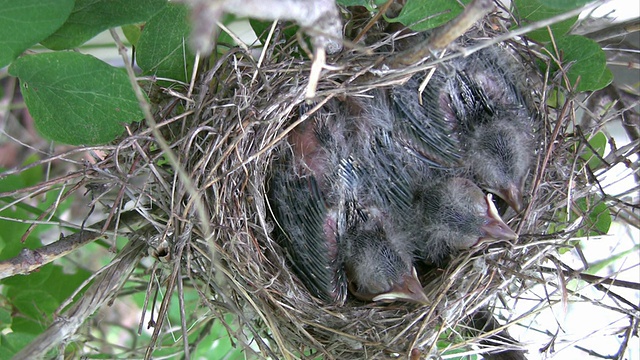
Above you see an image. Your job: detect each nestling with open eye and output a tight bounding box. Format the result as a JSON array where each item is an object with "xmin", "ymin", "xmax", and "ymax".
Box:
[
  {"xmin": 395, "ymin": 177, "xmax": 517, "ymax": 265},
  {"xmin": 392, "ymin": 43, "xmax": 537, "ymax": 213}
]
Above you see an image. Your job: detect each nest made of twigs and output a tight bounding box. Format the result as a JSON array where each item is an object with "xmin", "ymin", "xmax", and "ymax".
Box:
[
  {"xmin": 127, "ymin": 15, "xmax": 586, "ymax": 359},
  {"xmin": 8, "ymin": 4, "xmax": 638, "ymax": 360},
  {"xmin": 134, "ymin": 16, "xmax": 637, "ymax": 360}
]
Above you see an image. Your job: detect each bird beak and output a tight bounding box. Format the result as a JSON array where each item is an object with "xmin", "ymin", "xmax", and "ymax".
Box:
[
  {"xmin": 495, "ymin": 183, "xmax": 524, "ymax": 213},
  {"xmin": 372, "ymin": 268, "xmax": 429, "ymax": 305},
  {"xmin": 480, "ymin": 194, "xmax": 518, "ymax": 241}
]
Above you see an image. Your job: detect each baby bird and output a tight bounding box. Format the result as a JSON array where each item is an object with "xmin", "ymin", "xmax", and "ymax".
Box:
[
  {"xmin": 268, "ymin": 106, "xmax": 348, "ymax": 304},
  {"xmin": 336, "ymin": 93, "xmax": 491, "ymax": 267},
  {"xmin": 337, "ymin": 93, "xmax": 515, "ymax": 271},
  {"xmin": 341, "ymin": 206, "xmax": 428, "ymax": 304},
  {"xmin": 269, "ymin": 157, "xmax": 348, "ymax": 304},
  {"xmin": 391, "ymin": 44, "xmax": 536, "ymax": 212},
  {"xmin": 270, "ymin": 99, "xmax": 429, "ymax": 305},
  {"xmin": 398, "ymin": 177, "xmax": 517, "ymax": 265}
]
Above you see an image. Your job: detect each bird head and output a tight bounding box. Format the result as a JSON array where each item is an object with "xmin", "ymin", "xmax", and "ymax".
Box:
[
  {"xmin": 436, "ymin": 178, "xmax": 518, "ymax": 245},
  {"xmin": 343, "ymin": 223, "xmax": 429, "ymax": 305},
  {"xmin": 412, "ymin": 177, "xmax": 517, "ymax": 264},
  {"xmin": 465, "ymin": 120, "xmax": 532, "ymax": 213}
]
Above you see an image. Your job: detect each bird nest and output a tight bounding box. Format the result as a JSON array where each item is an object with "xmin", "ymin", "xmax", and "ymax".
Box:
[
  {"xmin": 4, "ymin": 3, "xmax": 638, "ymax": 360},
  {"xmin": 126, "ymin": 19, "xmax": 582, "ymax": 358}
]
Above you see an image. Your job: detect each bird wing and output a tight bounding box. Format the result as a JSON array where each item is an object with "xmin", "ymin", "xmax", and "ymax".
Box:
[
  {"xmin": 269, "ymin": 155, "xmax": 348, "ymax": 304},
  {"xmin": 391, "ymin": 74, "xmax": 463, "ymax": 167}
]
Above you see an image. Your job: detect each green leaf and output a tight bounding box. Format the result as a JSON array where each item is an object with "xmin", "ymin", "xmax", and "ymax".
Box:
[
  {"xmin": 46, "ymin": 266, "xmax": 92, "ymax": 303},
  {"xmin": 10, "ymin": 317, "xmax": 47, "ymax": 335},
  {"xmin": 2, "ymin": 264, "xmax": 91, "ymax": 335},
  {"xmin": 0, "ymin": 156, "xmax": 74, "ymax": 263},
  {"xmin": 0, "ymin": 307, "xmax": 11, "ymax": 328},
  {"xmin": 0, "ymin": 0, "xmax": 74, "ymax": 67},
  {"xmin": 0, "ymin": 155, "xmax": 42, "ymax": 194},
  {"xmin": 136, "ymin": 4, "xmax": 194, "ymax": 83},
  {"xmin": 193, "ymin": 320, "xmax": 245, "ymax": 359},
  {"xmin": 580, "ymin": 131, "xmax": 607, "ymax": 170},
  {"xmin": 387, "ymin": 0, "xmax": 471, "ymax": 31},
  {"xmin": 41, "ymin": 0, "xmax": 168, "ymax": 50},
  {"xmin": 0, "ymin": 198, "xmax": 71, "ymax": 261},
  {"xmin": 587, "ymin": 202, "xmax": 611, "ymax": 235},
  {"xmin": 337, "ymin": 0, "xmax": 388, "ymax": 7},
  {"xmin": 8, "ymin": 52, "xmax": 144, "ymax": 145},
  {"xmin": 12, "ymin": 290, "xmax": 59, "ymax": 322},
  {"xmin": 3, "ymin": 258, "xmax": 92, "ymax": 300},
  {"xmin": 337, "ymin": 0, "xmax": 369, "ymax": 6},
  {"xmin": 0, "ymin": 220, "xmax": 44, "ymax": 260},
  {"xmin": 122, "ymin": 24, "xmax": 143, "ymax": 47},
  {"xmin": 18, "ymin": 154, "xmax": 44, "ymax": 188},
  {"xmin": 575, "ymin": 196, "xmax": 612, "ymax": 236},
  {"xmin": 0, "ymin": 160, "xmax": 44, "ymax": 261},
  {"xmin": 545, "ymin": 88, "xmax": 567, "ymax": 109},
  {"xmin": 537, "ymin": 0, "xmax": 591, "ymax": 10},
  {"xmin": 550, "ymin": 193, "xmax": 613, "ymax": 240},
  {"xmin": 511, "ymin": 0, "xmax": 577, "ymax": 42},
  {"xmin": 548, "ymin": 35, "xmax": 613, "ymax": 92},
  {"xmin": 0, "ymin": 220, "xmax": 39, "ymax": 261},
  {"xmin": 0, "ymin": 332, "xmax": 37, "ymax": 358}
]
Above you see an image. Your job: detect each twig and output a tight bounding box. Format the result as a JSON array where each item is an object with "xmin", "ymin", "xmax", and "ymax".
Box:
[
  {"xmin": 0, "ymin": 230, "xmax": 103, "ymax": 280},
  {"xmin": 391, "ymin": 0, "xmax": 493, "ymax": 67}
]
